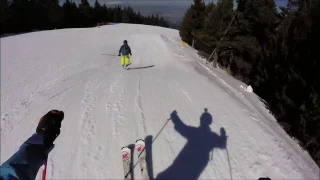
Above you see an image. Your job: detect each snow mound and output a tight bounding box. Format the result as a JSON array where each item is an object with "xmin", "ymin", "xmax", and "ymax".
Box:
[{"xmin": 246, "ymin": 85, "xmax": 253, "ymax": 93}]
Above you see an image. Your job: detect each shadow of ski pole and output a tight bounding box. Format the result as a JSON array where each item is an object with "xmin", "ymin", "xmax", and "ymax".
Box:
[
  {"xmin": 226, "ymin": 147, "xmax": 233, "ymax": 180},
  {"xmin": 102, "ymin": 53, "xmax": 118, "ymax": 56}
]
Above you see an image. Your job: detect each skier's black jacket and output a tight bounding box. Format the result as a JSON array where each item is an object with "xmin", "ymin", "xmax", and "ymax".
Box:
[{"xmin": 119, "ymin": 44, "xmax": 132, "ymax": 56}]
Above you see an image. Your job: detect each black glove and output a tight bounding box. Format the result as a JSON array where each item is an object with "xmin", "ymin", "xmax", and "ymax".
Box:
[
  {"xmin": 36, "ymin": 110, "xmax": 64, "ymax": 147},
  {"xmin": 130, "ymin": 53, "xmax": 132, "ymax": 56},
  {"xmin": 118, "ymin": 54, "xmax": 121, "ymax": 56}
]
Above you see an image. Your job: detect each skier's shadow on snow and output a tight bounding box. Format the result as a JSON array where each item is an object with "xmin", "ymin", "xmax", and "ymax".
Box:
[
  {"xmin": 127, "ymin": 65, "xmax": 155, "ymax": 70},
  {"xmin": 155, "ymin": 109, "xmax": 228, "ymax": 179}
]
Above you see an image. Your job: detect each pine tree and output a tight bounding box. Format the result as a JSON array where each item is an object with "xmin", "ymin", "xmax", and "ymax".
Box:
[
  {"xmin": 9, "ymin": 0, "xmax": 33, "ymax": 32},
  {"xmin": 191, "ymin": 0, "xmax": 320, "ymax": 166},
  {"xmin": 236, "ymin": 0, "xmax": 247, "ymax": 12},
  {"xmin": 264, "ymin": 0, "xmax": 320, "ymax": 166},
  {"xmin": 213, "ymin": 0, "xmax": 279, "ymax": 83},
  {"xmin": 62, "ymin": 0, "xmax": 80, "ymax": 28},
  {"xmin": 0, "ymin": 0, "xmax": 9, "ymax": 34},
  {"xmin": 196, "ymin": 2, "xmax": 219, "ymax": 56},
  {"xmin": 79, "ymin": 0, "xmax": 93, "ymax": 27},
  {"xmin": 100, "ymin": 4, "xmax": 108, "ymax": 23},
  {"xmin": 126, "ymin": 7, "xmax": 134, "ymax": 23},
  {"xmin": 179, "ymin": 0, "xmax": 206, "ymax": 46},
  {"xmin": 179, "ymin": 8, "xmax": 193, "ymax": 44},
  {"xmin": 197, "ymin": 0, "xmax": 234, "ymax": 57},
  {"xmin": 113, "ymin": 6, "xmax": 122, "ymax": 23},
  {"xmin": 93, "ymin": 0, "xmax": 103, "ymax": 24},
  {"xmin": 47, "ymin": 0, "xmax": 63, "ymax": 29},
  {"xmin": 107, "ymin": 7, "xmax": 114, "ymax": 23},
  {"xmin": 94, "ymin": 0, "xmax": 101, "ymax": 9},
  {"xmin": 216, "ymin": 0, "xmax": 234, "ymax": 38},
  {"xmin": 133, "ymin": 11, "xmax": 142, "ymax": 24},
  {"xmin": 190, "ymin": 0, "xmax": 206, "ymax": 48},
  {"xmin": 2, "ymin": 0, "xmax": 170, "ymax": 34},
  {"xmin": 121, "ymin": 7, "xmax": 129, "ymax": 23}
]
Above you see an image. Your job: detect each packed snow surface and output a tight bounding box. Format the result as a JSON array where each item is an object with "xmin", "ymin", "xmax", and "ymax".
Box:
[{"xmin": 1, "ymin": 24, "xmax": 319, "ymax": 179}]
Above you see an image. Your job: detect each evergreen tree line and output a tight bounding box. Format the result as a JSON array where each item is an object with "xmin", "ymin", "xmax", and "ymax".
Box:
[
  {"xmin": 180, "ymin": 0, "xmax": 320, "ymax": 166},
  {"xmin": 0, "ymin": 0, "xmax": 169, "ymax": 34}
]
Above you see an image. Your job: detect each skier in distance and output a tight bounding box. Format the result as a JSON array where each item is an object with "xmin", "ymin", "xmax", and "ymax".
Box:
[{"xmin": 118, "ymin": 40, "xmax": 132, "ymax": 69}]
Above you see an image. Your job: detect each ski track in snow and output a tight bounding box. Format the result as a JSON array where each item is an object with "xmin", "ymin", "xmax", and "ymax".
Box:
[
  {"xmin": 105, "ymin": 74, "xmax": 125, "ymax": 143},
  {"xmin": 78, "ymin": 78, "xmax": 99, "ymax": 175},
  {"xmin": 136, "ymin": 77, "xmax": 148, "ymax": 135},
  {"xmin": 0, "ymin": 24, "xmax": 319, "ymax": 179}
]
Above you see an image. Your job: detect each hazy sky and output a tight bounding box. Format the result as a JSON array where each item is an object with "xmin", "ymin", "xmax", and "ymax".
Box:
[{"xmin": 59, "ymin": 0, "xmax": 289, "ymax": 24}]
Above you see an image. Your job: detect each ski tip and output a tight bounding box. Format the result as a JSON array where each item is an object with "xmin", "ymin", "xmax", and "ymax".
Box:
[
  {"xmin": 121, "ymin": 146, "xmax": 130, "ymax": 151},
  {"xmin": 135, "ymin": 140, "xmax": 145, "ymax": 146},
  {"xmin": 121, "ymin": 147, "xmax": 131, "ymax": 160},
  {"xmin": 135, "ymin": 139, "xmax": 145, "ymax": 143}
]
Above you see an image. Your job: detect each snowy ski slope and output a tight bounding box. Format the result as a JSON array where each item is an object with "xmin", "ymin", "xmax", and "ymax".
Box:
[{"xmin": 1, "ymin": 24, "xmax": 319, "ymax": 179}]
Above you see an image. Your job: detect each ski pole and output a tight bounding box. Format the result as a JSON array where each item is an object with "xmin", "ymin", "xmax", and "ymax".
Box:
[
  {"xmin": 42, "ymin": 145, "xmax": 54, "ymax": 180},
  {"xmin": 126, "ymin": 118, "xmax": 171, "ymax": 177},
  {"xmin": 41, "ymin": 161, "xmax": 47, "ymax": 180},
  {"xmin": 135, "ymin": 118, "xmax": 170, "ymax": 158},
  {"xmin": 152, "ymin": 118, "xmax": 171, "ymax": 143}
]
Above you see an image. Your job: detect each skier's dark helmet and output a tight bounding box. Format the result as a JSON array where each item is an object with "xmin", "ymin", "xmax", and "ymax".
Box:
[{"xmin": 124, "ymin": 40, "xmax": 128, "ymax": 44}]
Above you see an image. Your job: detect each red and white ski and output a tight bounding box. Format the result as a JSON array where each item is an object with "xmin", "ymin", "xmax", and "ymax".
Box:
[
  {"xmin": 121, "ymin": 147, "xmax": 132, "ymax": 180},
  {"xmin": 135, "ymin": 139, "xmax": 149, "ymax": 180}
]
